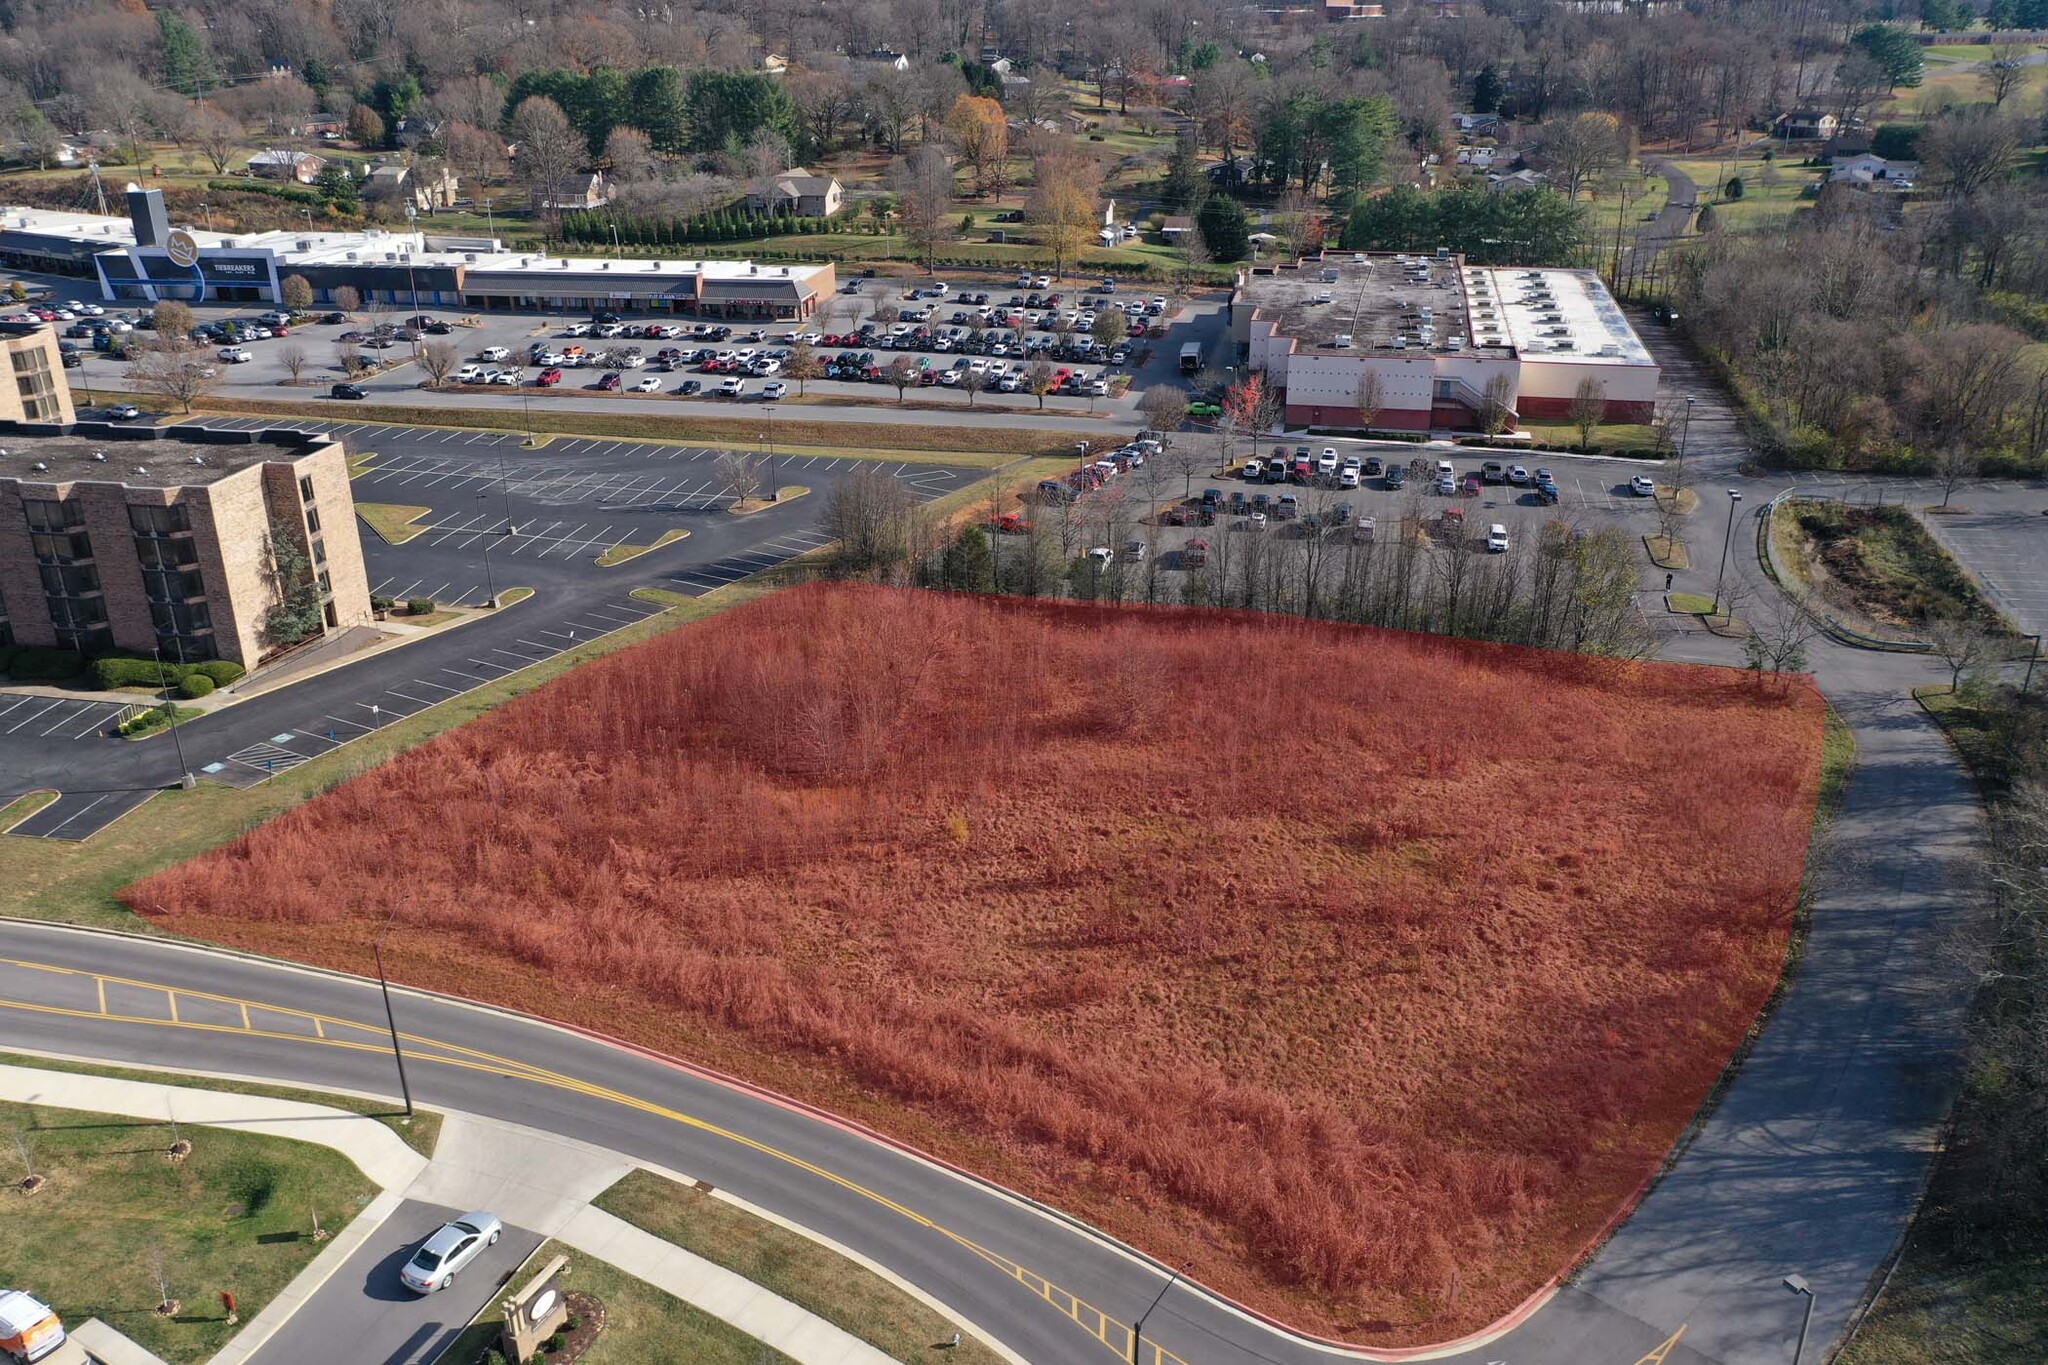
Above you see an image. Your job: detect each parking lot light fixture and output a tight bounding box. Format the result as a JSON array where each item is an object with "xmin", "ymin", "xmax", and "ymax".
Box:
[
  {"xmin": 373, "ymin": 902, "xmax": 415, "ymax": 1119},
  {"xmin": 150, "ymin": 645, "xmax": 194, "ymax": 790},
  {"xmin": 1712, "ymin": 488, "xmax": 1744, "ymax": 616},
  {"xmin": 1783, "ymin": 1274, "xmax": 1814, "ymax": 1365}
]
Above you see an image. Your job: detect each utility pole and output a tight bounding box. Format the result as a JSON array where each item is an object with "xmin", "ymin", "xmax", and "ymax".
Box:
[
  {"xmin": 150, "ymin": 646, "xmax": 194, "ymax": 789},
  {"xmin": 1783, "ymin": 1275, "xmax": 1815, "ymax": 1365}
]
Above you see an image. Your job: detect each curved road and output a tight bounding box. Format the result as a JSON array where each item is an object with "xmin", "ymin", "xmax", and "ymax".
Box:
[{"xmin": 0, "ymin": 323, "xmax": 2000, "ymax": 1365}]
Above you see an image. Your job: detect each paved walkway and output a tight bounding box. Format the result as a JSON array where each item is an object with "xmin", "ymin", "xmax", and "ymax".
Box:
[{"xmin": 0, "ymin": 1064, "xmax": 906, "ymax": 1365}]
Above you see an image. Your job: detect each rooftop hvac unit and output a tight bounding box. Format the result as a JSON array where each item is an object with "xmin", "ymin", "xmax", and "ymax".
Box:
[
  {"xmin": 1321, "ymin": 267, "xmax": 1339, "ymax": 283},
  {"xmin": 1353, "ymin": 253, "xmax": 1367, "ymax": 263},
  {"xmin": 30, "ymin": 461, "xmax": 46, "ymax": 472},
  {"xmin": 1435, "ymin": 246, "xmax": 1449, "ymax": 260},
  {"xmin": 297, "ymin": 239, "xmax": 311, "ymax": 250},
  {"xmin": 1333, "ymin": 333, "xmax": 1353, "ymax": 348},
  {"xmin": 560, "ymin": 259, "xmax": 570, "ymax": 267},
  {"xmin": 1554, "ymin": 340, "xmax": 1574, "ymax": 350},
  {"xmin": 465, "ymin": 253, "xmax": 477, "ymax": 263},
  {"xmin": 749, "ymin": 264, "xmax": 759, "ymax": 275},
  {"xmin": 91, "ymin": 450, "xmax": 105, "ymax": 461},
  {"xmin": 346, "ymin": 252, "xmax": 358, "ymax": 261},
  {"xmin": 1390, "ymin": 337, "xmax": 1406, "ymax": 349},
  {"xmin": 190, "ymin": 455, "xmax": 205, "ymax": 465}
]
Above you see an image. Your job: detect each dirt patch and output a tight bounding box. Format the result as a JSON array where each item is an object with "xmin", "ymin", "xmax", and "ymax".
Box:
[{"xmin": 1787, "ymin": 502, "xmax": 2005, "ymax": 632}]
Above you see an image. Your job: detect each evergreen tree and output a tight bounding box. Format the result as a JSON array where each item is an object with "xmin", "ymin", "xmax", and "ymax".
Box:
[
  {"xmin": 1196, "ymin": 194, "xmax": 1250, "ymax": 262},
  {"xmin": 157, "ymin": 11, "xmax": 217, "ymax": 97},
  {"xmin": 1472, "ymin": 65, "xmax": 1504, "ymax": 115}
]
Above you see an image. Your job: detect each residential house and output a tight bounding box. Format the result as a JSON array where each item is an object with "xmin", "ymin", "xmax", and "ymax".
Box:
[
  {"xmin": 857, "ymin": 48, "xmax": 910, "ymax": 71},
  {"xmin": 1774, "ymin": 109, "xmax": 1839, "ymax": 141},
  {"xmin": 540, "ymin": 172, "xmax": 613, "ymax": 211},
  {"xmin": 1486, "ymin": 168, "xmax": 1546, "ymax": 192},
  {"xmin": 1455, "ymin": 112, "xmax": 1504, "ymax": 136},
  {"xmin": 363, "ymin": 162, "xmax": 461, "ymax": 212},
  {"xmin": 1829, "ymin": 153, "xmax": 1918, "ymax": 187},
  {"xmin": 1827, "ymin": 127, "xmax": 1875, "ymax": 157},
  {"xmin": 1160, "ymin": 215, "xmax": 1195, "ymax": 241},
  {"xmin": 1323, "ymin": 0, "xmax": 1387, "ymax": 15},
  {"xmin": 762, "ymin": 53, "xmax": 788, "ymax": 74},
  {"xmin": 744, "ymin": 169, "xmax": 845, "ymax": 218},
  {"xmin": 248, "ymin": 149, "xmax": 324, "ymax": 184}
]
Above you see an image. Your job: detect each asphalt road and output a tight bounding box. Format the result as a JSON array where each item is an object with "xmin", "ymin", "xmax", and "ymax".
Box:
[{"xmin": 246, "ymin": 1200, "xmax": 541, "ymax": 1365}]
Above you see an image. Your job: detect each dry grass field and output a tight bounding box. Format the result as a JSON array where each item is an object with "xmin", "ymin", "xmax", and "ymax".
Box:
[{"xmin": 124, "ymin": 585, "xmax": 1827, "ymax": 1343}]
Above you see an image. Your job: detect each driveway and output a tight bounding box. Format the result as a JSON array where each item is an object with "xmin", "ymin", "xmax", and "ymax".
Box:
[{"xmin": 245, "ymin": 1200, "xmax": 541, "ymax": 1365}]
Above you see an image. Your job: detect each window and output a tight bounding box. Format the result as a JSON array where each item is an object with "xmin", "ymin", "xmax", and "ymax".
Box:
[
  {"xmin": 149, "ymin": 601, "xmax": 212, "ymax": 635},
  {"xmin": 141, "ymin": 568, "xmax": 205, "ymax": 602},
  {"xmin": 46, "ymin": 592, "xmax": 109, "ymax": 652},
  {"xmin": 298, "ymin": 475, "xmax": 316, "ymax": 502},
  {"xmin": 13, "ymin": 344, "xmax": 59, "ymax": 420},
  {"xmin": 135, "ymin": 537, "xmax": 198, "ymax": 570},
  {"xmin": 38, "ymin": 563, "xmax": 99, "ymax": 596},
  {"xmin": 30, "ymin": 531, "xmax": 92, "ymax": 564},
  {"xmin": 128, "ymin": 503, "xmax": 191, "ymax": 537},
  {"xmin": 311, "ymin": 536, "xmax": 326, "ymax": 567},
  {"xmin": 305, "ymin": 505, "xmax": 321, "ymax": 534},
  {"xmin": 22, "ymin": 498, "xmax": 82, "ymax": 533}
]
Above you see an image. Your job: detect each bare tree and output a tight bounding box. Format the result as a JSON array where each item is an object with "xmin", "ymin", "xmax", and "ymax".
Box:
[
  {"xmin": 1570, "ymin": 377, "xmax": 1606, "ymax": 451},
  {"xmin": 824, "ymin": 465, "xmax": 914, "ymax": 577},
  {"xmin": 128, "ymin": 342, "xmax": 220, "ymax": 413},
  {"xmin": 332, "ymin": 286, "xmax": 361, "ymax": 319},
  {"xmin": 1983, "ymin": 45, "xmax": 2029, "ymax": 107},
  {"xmin": 960, "ymin": 368, "xmax": 988, "ymax": 405},
  {"xmin": 1934, "ymin": 443, "xmax": 1981, "ymax": 508},
  {"xmin": 9, "ymin": 1124, "xmax": 35, "ymax": 1187},
  {"xmin": 1481, "ymin": 374, "xmax": 1514, "ymax": 436},
  {"xmin": 1743, "ymin": 589, "xmax": 1819, "ymax": 676},
  {"xmin": 333, "ymin": 341, "xmax": 368, "ymax": 377},
  {"xmin": 510, "ymin": 96, "xmax": 582, "ymax": 236},
  {"xmin": 716, "ymin": 451, "xmax": 765, "ymax": 506},
  {"xmin": 1025, "ymin": 360, "xmax": 1056, "ymax": 410},
  {"xmin": 784, "ymin": 342, "xmax": 823, "ymax": 396},
  {"xmin": 1139, "ymin": 384, "xmax": 1186, "ymax": 435},
  {"xmin": 419, "ymin": 340, "xmax": 460, "ymax": 388},
  {"xmin": 151, "ymin": 301, "xmax": 195, "ymax": 340},
  {"xmin": 146, "ymin": 1246, "xmax": 177, "ymax": 1315},
  {"xmin": 277, "ymin": 343, "xmax": 308, "ymax": 385},
  {"xmin": 1927, "ymin": 618, "xmax": 2001, "ymax": 694},
  {"xmin": 890, "ymin": 146, "xmax": 958, "ymax": 272},
  {"xmin": 193, "ymin": 106, "xmax": 240, "ymax": 175},
  {"xmin": 1356, "ymin": 370, "xmax": 1386, "ymax": 433},
  {"xmin": 885, "ymin": 356, "xmax": 917, "ymax": 403}
]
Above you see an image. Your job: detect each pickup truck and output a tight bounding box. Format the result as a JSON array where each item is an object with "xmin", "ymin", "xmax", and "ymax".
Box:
[{"xmin": 0, "ymin": 1289, "xmax": 65, "ymax": 1363}]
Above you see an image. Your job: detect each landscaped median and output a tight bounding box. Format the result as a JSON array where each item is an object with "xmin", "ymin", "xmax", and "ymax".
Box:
[
  {"xmin": 594, "ymin": 530, "xmax": 688, "ymax": 567},
  {"xmin": 355, "ymin": 502, "xmax": 434, "ymax": 545}
]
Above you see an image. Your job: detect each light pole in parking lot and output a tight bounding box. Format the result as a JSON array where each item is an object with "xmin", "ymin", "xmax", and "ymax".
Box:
[
  {"xmin": 149, "ymin": 645, "xmax": 194, "ymax": 790},
  {"xmin": 1783, "ymin": 1275, "xmax": 1815, "ymax": 1365},
  {"xmin": 403, "ymin": 208, "xmax": 423, "ymax": 355},
  {"xmin": 759, "ymin": 411, "xmax": 778, "ymax": 499},
  {"xmin": 520, "ymin": 386, "xmax": 537, "ymax": 448},
  {"xmin": 1677, "ymin": 395, "xmax": 1695, "ymax": 485},
  {"xmin": 1712, "ymin": 488, "xmax": 1744, "ymax": 616}
]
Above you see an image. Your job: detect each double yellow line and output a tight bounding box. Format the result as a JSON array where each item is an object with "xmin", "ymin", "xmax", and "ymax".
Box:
[{"xmin": 0, "ymin": 954, "xmax": 1195, "ymax": 1365}]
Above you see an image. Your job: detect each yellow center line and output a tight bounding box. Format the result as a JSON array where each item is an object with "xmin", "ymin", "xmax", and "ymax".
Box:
[
  {"xmin": 96, "ymin": 977, "xmax": 106, "ymax": 1015},
  {"xmin": 0, "ymin": 968, "xmax": 1196, "ymax": 1365}
]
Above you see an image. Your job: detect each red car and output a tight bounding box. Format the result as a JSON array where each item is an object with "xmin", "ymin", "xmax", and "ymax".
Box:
[
  {"xmin": 598, "ymin": 372, "xmax": 622, "ymax": 391},
  {"xmin": 536, "ymin": 367, "xmax": 563, "ymax": 386}
]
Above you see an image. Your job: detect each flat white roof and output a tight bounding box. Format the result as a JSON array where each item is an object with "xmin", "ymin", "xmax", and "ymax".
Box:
[
  {"xmin": 0, "ymin": 206, "xmax": 832, "ymax": 282},
  {"xmin": 1466, "ymin": 267, "xmax": 1652, "ymax": 367}
]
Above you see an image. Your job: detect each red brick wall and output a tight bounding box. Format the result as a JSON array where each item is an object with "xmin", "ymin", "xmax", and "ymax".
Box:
[{"xmin": 1517, "ymin": 395, "xmax": 1655, "ymax": 424}]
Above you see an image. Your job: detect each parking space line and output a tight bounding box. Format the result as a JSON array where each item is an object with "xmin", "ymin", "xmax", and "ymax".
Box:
[
  {"xmin": 0, "ymin": 695, "xmax": 35, "ymax": 719},
  {"xmin": 38, "ymin": 702, "xmax": 89, "ymax": 737},
  {"xmin": 7, "ymin": 699, "xmax": 66, "ymax": 733},
  {"xmin": 70, "ymin": 705, "xmax": 117, "ymax": 738},
  {"xmin": 407, "ymin": 677, "xmax": 462, "ymax": 695}
]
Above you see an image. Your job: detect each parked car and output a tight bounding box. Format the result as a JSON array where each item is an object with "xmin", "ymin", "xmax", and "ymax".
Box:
[
  {"xmin": 218, "ymin": 346, "xmax": 252, "ymax": 363},
  {"xmin": 328, "ymin": 383, "xmax": 368, "ymax": 399},
  {"xmin": 479, "ymin": 346, "xmax": 510, "ymax": 361},
  {"xmin": 1487, "ymin": 523, "xmax": 1509, "ymax": 552},
  {"xmin": 678, "ymin": 379, "xmax": 701, "ymax": 395},
  {"xmin": 630, "ymin": 376, "xmax": 662, "ymax": 392},
  {"xmin": 597, "ymin": 372, "xmax": 622, "ymax": 391},
  {"xmin": 1435, "ymin": 474, "xmax": 1457, "ymax": 495},
  {"xmin": 1385, "ymin": 464, "xmax": 1408, "ymax": 489},
  {"xmin": 1508, "ymin": 464, "xmax": 1531, "ymax": 485},
  {"xmin": 399, "ymin": 1212, "xmax": 503, "ymax": 1294},
  {"xmin": 536, "ymin": 367, "xmax": 563, "ymax": 386},
  {"xmin": 106, "ymin": 403, "xmax": 142, "ymax": 421},
  {"xmin": 1482, "ymin": 460, "xmax": 1507, "ymax": 483},
  {"xmin": 1630, "ymin": 474, "xmax": 1657, "ymax": 496},
  {"xmin": 761, "ymin": 380, "xmax": 788, "ymax": 400},
  {"xmin": 1533, "ymin": 479, "xmax": 1560, "ymax": 505}
]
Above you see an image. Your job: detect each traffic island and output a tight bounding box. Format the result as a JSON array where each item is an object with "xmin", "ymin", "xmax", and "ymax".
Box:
[
  {"xmin": 1645, "ymin": 533, "xmax": 1691, "ymax": 569},
  {"xmin": 354, "ymin": 502, "xmax": 433, "ymax": 545},
  {"xmin": 594, "ymin": 530, "xmax": 689, "ymax": 567},
  {"xmin": 728, "ymin": 486, "xmax": 809, "ymax": 516}
]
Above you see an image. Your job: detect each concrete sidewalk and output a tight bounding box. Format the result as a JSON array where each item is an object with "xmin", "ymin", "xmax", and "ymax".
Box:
[{"xmin": 0, "ymin": 1064, "xmax": 923, "ymax": 1365}]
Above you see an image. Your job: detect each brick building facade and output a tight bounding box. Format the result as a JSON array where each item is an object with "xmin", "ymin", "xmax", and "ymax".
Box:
[{"xmin": 0, "ymin": 424, "xmax": 369, "ymax": 667}]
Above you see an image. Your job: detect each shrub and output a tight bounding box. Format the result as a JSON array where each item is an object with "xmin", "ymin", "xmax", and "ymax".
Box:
[
  {"xmin": 198, "ymin": 660, "xmax": 245, "ymax": 685},
  {"xmin": 92, "ymin": 657, "xmax": 162, "ymax": 689},
  {"xmin": 178, "ymin": 674, "xmax": 214, "ymax": 699},
  {"xmin": 544, "ymin": 1334, "xmax": 565, "ymax": 1353},
  {"xmin": 371, "ymin": 594, "xmax": 396, "ymax": 611},
  {"xmin": 406, "ymin": 598, "xmax": 435, "ymax": 616},
  {"xmin": 8, "ymin": 647, "xmax": 85, "ymax": 680}
]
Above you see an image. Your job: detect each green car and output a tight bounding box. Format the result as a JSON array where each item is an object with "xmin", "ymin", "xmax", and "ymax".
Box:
[{"xmin": 1186, "ymin": 400, "xmax": 1222, "ymax": 417}]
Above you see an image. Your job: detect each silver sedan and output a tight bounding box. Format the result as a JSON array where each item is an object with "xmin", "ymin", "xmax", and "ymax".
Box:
[{"xmin": 398, "ymin": 1212, "xmax": 502, "ymax": 1294}]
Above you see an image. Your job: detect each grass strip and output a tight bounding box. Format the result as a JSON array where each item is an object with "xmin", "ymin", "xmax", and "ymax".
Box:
[
  {"xmin": 0, "ymin": 790, "xmax": 59, "ymax": 832},
  {"xmin": 595, "ymin": 1170, "xmax": 1006, "ymax": 1365},
  {"xmin": 594, "ymin": 530, "xmax": 688, "ymax": 568},
  {"xmin": 120, "ymin": 706, "xmax": 203, "ymax": 740},
  {"xmin": 0, "ymin": 1049, "xmax": 440, "ymax": 1157},
  {"xmin": 354, "ymin": 502, "xmax": 433, "ymax": 545},
  {"xmin": 0, "ymin": 1098, "xmax": 378, "ymax": 1364},
  {"xmin": 439, "ymin": 1240, "xmax": 801, "ymax": 1365},
  {"xmin": 192, "ymin": 396, "xmax": 1095, "ymax": 463},
  {"xmin": 1666, "ymin": 592, "xmax": 1716, "ymax": 615},
  {"xmin": 727, "ymin": 486, "xmax": 809, "ymax": 516}
]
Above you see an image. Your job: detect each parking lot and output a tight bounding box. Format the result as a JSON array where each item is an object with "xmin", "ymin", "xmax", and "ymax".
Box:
[
  {"xmin": 64, "ymin": 275, "xmax": 1231, "ymax": 421},
  {"xmin": 0, "ymin": 693, "xmax": 137, "ymax": 740}
]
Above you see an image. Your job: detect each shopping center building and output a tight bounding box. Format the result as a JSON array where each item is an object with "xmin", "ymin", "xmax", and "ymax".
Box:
[
  {"xmin": 0, "ymin": 189, "xmax": 835, "ymax": 319},
  {"xmin": 1233, "ymin": 252, "xmax": 1660, "ymax": 433}
]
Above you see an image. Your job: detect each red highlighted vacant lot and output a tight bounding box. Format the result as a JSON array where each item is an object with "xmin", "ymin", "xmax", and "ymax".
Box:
[{"xmin": 126, "ymin": 585, "xmax": 1826, "ymax": 1343}]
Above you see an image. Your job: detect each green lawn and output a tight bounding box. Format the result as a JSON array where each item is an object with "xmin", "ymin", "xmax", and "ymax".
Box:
[
  {"xmin": 1667, "ymin": 592, "xmax": 1718, "ymax": 615},
  {"xmin": 1670, "ymin": 156, "xmax": 1823, "ymax": 234},
  {"xmin": 354, "ymin": 503, "xmax": 432, "ymax": 545},
  {"xmin": 1779, "ymin": 500, "xmax": 2010, "ymax": 633},
  {"xmin": 0, "ymin": 1051, "xmax": 440, "ymax": 1157},
  {"xmin": 442, "ymin": 1241, "xmax": 801, "ymax": 1365},
  {"xmin": 0, "ymin": 1099, "xmax": 376, "ymax": 1364},
  {"xmin": 0, "ymin": 790, "xmax": 58, "ymax": 830},
  {"xmin": 595, "ymin": 1170, "xmax": 1007, "ymax": 1365},
  {"xmin": 1516, "ymin": 420, "xmax": 1660, "ymax": 452},
  {"xmin": 594, "ymin": 529, "xmax": 688, "ymax": 567}
]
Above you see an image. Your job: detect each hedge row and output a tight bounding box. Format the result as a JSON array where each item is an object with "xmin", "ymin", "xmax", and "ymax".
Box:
[
  {"xmin": 0, "ymin": 645, "xmax": 85, "ymax": 679},
  {"xmin": 89, "ymin": 656, "xmax": 245, "ymax": 691}
]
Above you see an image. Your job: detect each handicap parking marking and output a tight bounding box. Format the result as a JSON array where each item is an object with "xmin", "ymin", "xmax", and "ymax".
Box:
[{"xmin": 227, "ymin": 740, "xmax": 312, "ymax": 774}]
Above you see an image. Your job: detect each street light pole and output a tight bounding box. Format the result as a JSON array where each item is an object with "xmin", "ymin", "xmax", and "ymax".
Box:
[
  {"xmin": 149, "ymin": 646, "xmax": 193, "ymax": 789},
  {"xmin": 1677, "ymin": 395, "xmax": 1694, "ymax": 486},
  {"xmin": 1712, "ymin": 488, "xmax": 1744, "ymax": 615},
  {"xmin": 372, "ymin": 910, "xmax": 415, "ymax": 1119},
  {"xmin": 1784, "ymin": 1275, "xmax": 1815, "ymax": 1365},
  {"xmin": 1130, "ymin": 1261, "xmax": 1191, "ymax": 1365}
]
